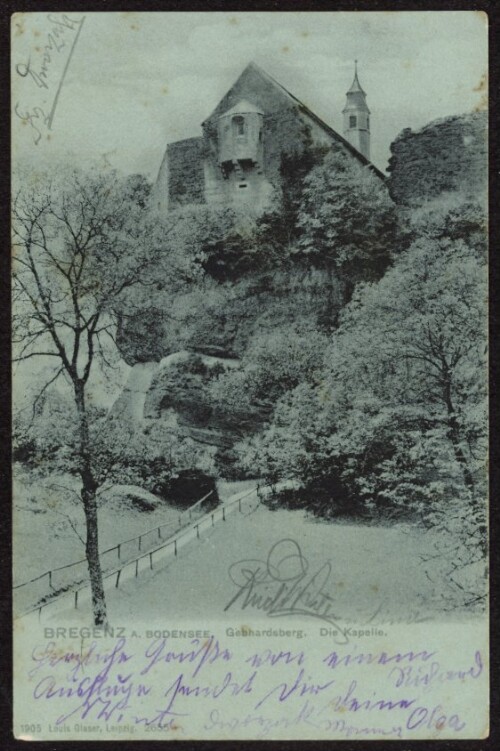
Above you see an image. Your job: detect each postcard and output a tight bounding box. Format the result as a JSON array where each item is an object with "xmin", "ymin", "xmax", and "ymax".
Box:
[{"xmin": 11, "ymin": 10, "xmax": 488, "ymax": 741}]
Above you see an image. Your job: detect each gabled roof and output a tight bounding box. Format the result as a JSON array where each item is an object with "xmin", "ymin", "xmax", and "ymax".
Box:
[
  {"xmin": 202, "ymin": 62, "xmax": 296, "ymax": 124},
  {"xmin": 203, "ymin": 62, "xmax": 384, "ymax": 180}
]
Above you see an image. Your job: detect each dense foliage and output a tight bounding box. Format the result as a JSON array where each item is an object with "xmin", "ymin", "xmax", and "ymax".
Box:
[{"xmin": 242, "ymin": 203, "xmax": 486, "ymax": 511}]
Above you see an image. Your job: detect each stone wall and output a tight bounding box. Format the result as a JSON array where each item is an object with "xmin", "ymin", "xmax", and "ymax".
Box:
[
  {"xmin": 155, "ymin": 110, "xmax": 311, "ymax": 213},
  {"xmin": 262, "ymin": 108, "xmax": 312, "ymax": 188},
  {"xmin": 202, "ymin": 150, "xmax": 275, "ymax": 211},
  {"xmin": 166, "ymin": 137, "xmax": 206, "ymax": 208},
  {"xmin": 387, "ymin": 111, "xmax": 487, "ymax": 207}
]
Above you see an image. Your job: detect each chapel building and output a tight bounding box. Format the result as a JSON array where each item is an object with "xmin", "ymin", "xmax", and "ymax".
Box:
[{"xmin": 154, "ymin": 61, "xmax": 383, "ymax": 213}]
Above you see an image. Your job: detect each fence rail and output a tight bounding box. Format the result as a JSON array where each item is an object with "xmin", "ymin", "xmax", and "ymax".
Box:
[
  {"xmin": 14, "ymin": 485, "xmax": 262, "ymax": 620},
  {"xmin": 13, "ymin": 490, "xmax": 216, "ymax": 616}
]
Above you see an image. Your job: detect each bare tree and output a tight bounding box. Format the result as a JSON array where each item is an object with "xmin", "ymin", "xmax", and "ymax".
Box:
[{"xmin": 12, "ymin": 168, "xmax": 168, "ymax": 625}]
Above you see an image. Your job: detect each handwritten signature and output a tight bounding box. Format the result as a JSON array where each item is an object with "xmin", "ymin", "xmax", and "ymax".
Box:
[
  {"xmin": 224, "ymin": 538, "xmax": 351, "ymax": 643},
  {"xmin": 14, "ymin": 14, "xmax": 86, "ymax": 144}
]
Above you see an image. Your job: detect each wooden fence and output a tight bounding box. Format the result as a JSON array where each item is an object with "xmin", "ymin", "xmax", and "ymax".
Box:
[
  {"xmin": 15, "ymin": 485, "xmax": 261, "ymax": 620},
  {"xmin": 14, "ymin": 490, "xmax": 215, "ymax": 617}
]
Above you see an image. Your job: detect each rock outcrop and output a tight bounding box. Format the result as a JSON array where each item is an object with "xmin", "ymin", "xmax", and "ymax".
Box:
[
  {"xmin": 116, "ymin": 268, "xmax": 343, "ymax": 366},
  {"xmin": 112, "ymin": 268, "xmax": 343, "ymax": 459},
  {"xmin": 387, "ymin": 111, "xmax": 487, "ymax": 207}
]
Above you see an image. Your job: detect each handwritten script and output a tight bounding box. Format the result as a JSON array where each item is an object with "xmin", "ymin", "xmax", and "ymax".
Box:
[
  {"xmin": 224, "ymin": 538, "xmax": 354, "ymax": 642},
  {"xmin": 14, "ymin": 14, "xmax": 86, "ymax": 144},
  {"xmin": 25, "ymin": 634, "xmax": 484, "ymax": 739}
]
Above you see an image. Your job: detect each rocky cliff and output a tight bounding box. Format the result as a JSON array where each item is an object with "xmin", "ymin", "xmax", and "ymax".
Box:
[{"xmin": 112, "ymin": 267, "xmax": 344, "ymax": 465}]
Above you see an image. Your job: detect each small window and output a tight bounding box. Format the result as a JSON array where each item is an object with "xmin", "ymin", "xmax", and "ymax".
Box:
[
  {"xmin": 233, "ymin": 115, "xmax": 245, "ymax": 136},
  {"xmin": 367, "ymin": 116, "xmax": 370, "ymax": 129},
  {"xmin": 238, "ymin": 183, "xmax": 248, "ymax": 188},
  {"xmin": 349, "ymin": 115, "xmax": 357, "ymax": 128}
]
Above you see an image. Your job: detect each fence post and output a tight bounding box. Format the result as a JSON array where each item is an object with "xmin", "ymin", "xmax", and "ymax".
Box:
[
  {"xmin": 17, "ymin": 488, "xmax": 231, "ymax": 615},
  {"xmin": 238, "ymin": 498, "xmax": 242, "ymax": 512}
]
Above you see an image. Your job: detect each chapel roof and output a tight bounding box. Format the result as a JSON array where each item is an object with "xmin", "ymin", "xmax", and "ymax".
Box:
[{"xmin": 203, "ymin": 62, "xmax": 384, "ymax": 179}]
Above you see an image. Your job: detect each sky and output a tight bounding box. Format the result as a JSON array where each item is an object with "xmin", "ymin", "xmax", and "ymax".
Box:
[{"xmin": 12, "ymin": 11, "xmax": 487, "ymax": 177}]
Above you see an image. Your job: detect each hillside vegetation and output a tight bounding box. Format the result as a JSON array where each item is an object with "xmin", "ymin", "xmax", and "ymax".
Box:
[{"xmin": 14, "ymin": 113, "xmax": 488, "ymax": 614}]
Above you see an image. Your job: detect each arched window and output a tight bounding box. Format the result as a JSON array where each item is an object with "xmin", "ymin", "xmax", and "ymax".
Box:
[
  {"xmin": 232, "ymin": 115, "xmax": 245, "ymax": 137},
  {"xmin": 349, "ymin": 115, "xmax": 357, "ymax": 128}
]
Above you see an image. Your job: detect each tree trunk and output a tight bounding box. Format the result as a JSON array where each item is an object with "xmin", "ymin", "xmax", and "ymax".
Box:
[
  {"xmin": 74, "ymin": 380, "xmax": 108, "ymax": 626},
  {"xmin": 447, "ymin": 418, "xmax": 475, "ymax": 491},
  {"xmin": 442, "ymin": 368, "xmax": 475, "ymax": 491}
]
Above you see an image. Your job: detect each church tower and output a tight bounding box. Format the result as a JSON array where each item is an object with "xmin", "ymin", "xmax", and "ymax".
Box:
[{"xmin": 342, "ymin": 61, "xmax": 370, "ymax": 161}]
